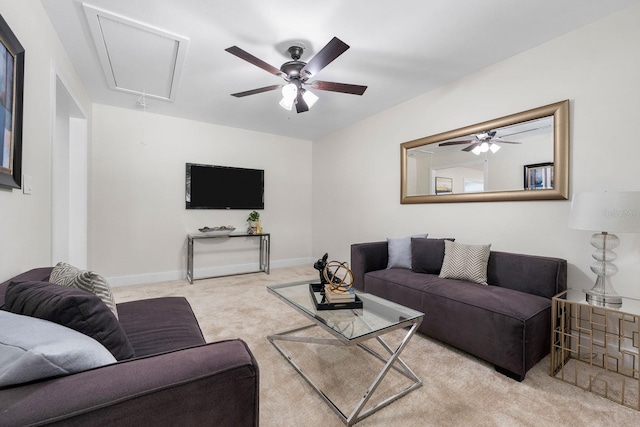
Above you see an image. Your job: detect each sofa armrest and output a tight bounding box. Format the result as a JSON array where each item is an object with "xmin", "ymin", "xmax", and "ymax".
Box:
[
  {"xmin": 0, "ymin": 339, "xmax": 259, "ymax": 427},
  {"xmin": 351, "ymin": 241, "xmax": 388, "ymax": 291}
]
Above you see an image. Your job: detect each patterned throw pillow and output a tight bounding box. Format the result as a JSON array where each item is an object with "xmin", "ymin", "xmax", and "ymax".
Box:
[
  {"xmin": 50, "ymin": 262, "xmax": 118, "ymax": 319},
  {"xmin": 439, "ymin": 240, "xmax": 491, "ymax": 285}
]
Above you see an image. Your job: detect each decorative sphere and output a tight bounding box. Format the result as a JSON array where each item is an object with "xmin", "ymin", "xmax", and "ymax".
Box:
[{"xmin": 323, "ymin": 261, "xmax": 354, "ymax": 291}]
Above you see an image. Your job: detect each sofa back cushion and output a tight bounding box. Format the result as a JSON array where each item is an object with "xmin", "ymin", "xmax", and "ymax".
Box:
[
  {"xmin": 487, "ymin": 251, "xmax": 567, "ymax": 299},
  {"xmin": 5, "ymin": 281, "xmax": 135, "ymax": 360}
]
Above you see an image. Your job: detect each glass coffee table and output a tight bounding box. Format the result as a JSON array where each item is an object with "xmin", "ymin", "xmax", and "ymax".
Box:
[{"xmin": 267, "ymin": 281, "xmax": 424, "ymax": 426}]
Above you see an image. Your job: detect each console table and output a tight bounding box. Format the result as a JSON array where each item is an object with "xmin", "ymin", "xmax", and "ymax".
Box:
[
  {"xmin": 550, "ymin": 289, "xmax": 640, "ymax": 410},
  {"xmin": 186, "ymin": 233, "xmax": 270, "ymax": 284}
]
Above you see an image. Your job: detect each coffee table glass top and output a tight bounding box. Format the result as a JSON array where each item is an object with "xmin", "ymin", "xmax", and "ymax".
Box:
[{"xmin": 267, "ymin": 281, "xmax": 424, "ymax": 342}]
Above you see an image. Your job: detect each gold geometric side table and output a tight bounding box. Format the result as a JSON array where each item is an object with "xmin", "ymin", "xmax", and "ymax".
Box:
[{"xmin": 551, "ymin": 289, "xmax": 640, "ymax": 410}]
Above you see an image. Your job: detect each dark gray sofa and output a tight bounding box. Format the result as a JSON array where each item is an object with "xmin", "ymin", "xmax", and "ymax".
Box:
[
  {"xmin": 351, "ymin": 239, "xmax": 567, "ymax": 381},
  {"xmin": 0, "ymin": 268, "xmax": 259, "ymax": 426}
]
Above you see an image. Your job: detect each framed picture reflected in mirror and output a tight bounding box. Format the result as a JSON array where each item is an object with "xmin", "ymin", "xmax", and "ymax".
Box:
[{"xmin": 524, "ymin": 162, "xmax": 554, "ymax": 190}]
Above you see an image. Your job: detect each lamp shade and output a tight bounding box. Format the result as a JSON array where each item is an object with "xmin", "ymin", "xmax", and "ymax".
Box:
[{"xmin": 569, "ymin": 191, "xmax": 640, "ymax": 232}]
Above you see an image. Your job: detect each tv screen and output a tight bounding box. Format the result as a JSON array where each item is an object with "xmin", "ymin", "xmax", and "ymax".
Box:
[{"xmin": 186, "ymin": 163, "xmax": 264, "ymax": 210}]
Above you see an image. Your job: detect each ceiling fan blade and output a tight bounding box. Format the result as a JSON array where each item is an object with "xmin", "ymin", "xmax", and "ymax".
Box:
[
  {"xmin": 439, "ymin": 140, "xmax": 474, "ymax": 146},
  {"xmin": 493, "ymin": 140, "xmax": 522, "ymax": 144},
  {"xmin": 295, "ymin": 92, "xmax": 309, "ymax": 113},
  {"xmin": 310, "ymin": 80, "xmax": 367, "ymax": 95},
  {"xmin": 462, "ymin": 142, "xmax": 481, "ymax": 152},
  {"xmin": 225, "ymin": 46, "xmax": 284, "ymax": 77},
  {"xmin": 230, "ymin": 85, "xmax": 281, "ymax": 97},
  {"xmin": 300, "ymin": 37, "xmax": 349, "ymax": 78}
]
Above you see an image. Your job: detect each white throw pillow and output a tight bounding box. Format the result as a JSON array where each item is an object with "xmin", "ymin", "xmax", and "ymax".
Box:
[
  {"xmin": 439, "ymin": 240, "xmax": 491, "ymax": 285},
  {"xmin": 0, "ymin": 311, "xmax": 116, "ymax": 387},
  {"xmin": 387, "ymin": 234, "xmax": 428, "ymax": 269},
  {"xmin": 49, "ymin": 262, "xmax": 118, "ymax": 319}
]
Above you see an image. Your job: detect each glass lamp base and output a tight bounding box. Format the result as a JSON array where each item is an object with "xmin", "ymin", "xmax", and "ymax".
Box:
[
  {"xmin": 585, "ymin": 290, "xmax": 622, "ymax": 308},
  {"xmin": 585, "ymin": 275, "xmax": 622, "ymax": 308}
]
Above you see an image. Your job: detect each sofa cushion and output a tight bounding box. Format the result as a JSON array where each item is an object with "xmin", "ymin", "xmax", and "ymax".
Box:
[
  {"xmin": 49, "ymin": 262, "xmax": 118, "ymax": 319},
  {"xmin": 117, "ymin": 297, "xmax": 206, "ymax": 357},
  {"xmin": 386, "ymin": 234, "xmax": 428, "ymax": 269},
  {"xmin": 439, "ymin": 240, "xmax": 491, "ymax": 285},
  {"xmin": 0, "ymin": 310, "xmax": 116, "ymax": 387},
  {"xmin": 4, "ymin": 281, "xmax": 135, "ymax": 360},
  {"xmin": 411, "ymin": 238, "xmax": 455, "ymax": 274}
]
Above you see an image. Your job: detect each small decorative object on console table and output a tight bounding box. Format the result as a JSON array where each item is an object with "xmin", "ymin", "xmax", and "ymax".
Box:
[
  {"xmin": 569, "ymin": 191, "xmax": 640, "ymax": 307},
  {"xmin": 198, "ymin": 225, "xmax": 235, "ymax": 235},
  {"xmin": 246, "ymin": 210, "xmax": 261, "ymax": 234}
]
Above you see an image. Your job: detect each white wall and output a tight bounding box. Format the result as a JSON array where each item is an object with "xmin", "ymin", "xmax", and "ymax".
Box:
[
  {"xmin": 0, "ymin": 0, "xmax": 91, "ymax": 281},
  {"xmin": 312, "ymin": 4, "xmax": 640, "ymax": 298},
  {"xmin": 90, "ymin": 104, "xmax": 312, "ymax": 285}
]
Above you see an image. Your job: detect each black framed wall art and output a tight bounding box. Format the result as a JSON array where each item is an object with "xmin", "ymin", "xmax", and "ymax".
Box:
[{"xmin": 0, "ymin": 14, "xmax": 24, "ymax": 189}]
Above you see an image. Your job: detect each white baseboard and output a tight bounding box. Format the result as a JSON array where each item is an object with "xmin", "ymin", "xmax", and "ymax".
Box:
[{"xmin": 108, "ymin": 257, "xmax": 314, "ymax": 287}]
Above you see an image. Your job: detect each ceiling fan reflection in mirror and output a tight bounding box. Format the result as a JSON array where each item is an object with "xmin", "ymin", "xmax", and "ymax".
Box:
[
  {"xmin": 225, "ymin": 37, "xmax": 367, "ymax": 113},
  {"xmin": 439, "ymin": 126, "xmax": 547, "ymax": 155}
]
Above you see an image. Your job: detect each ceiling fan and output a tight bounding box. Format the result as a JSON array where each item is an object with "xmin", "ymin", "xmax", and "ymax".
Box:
[
  {"xmin": 439, "ymin": 129, "xmax": 525, "ymax": 154},
  {"xmin": 225, "ymin": 37, "xmax": 367, "ymax": 113}
]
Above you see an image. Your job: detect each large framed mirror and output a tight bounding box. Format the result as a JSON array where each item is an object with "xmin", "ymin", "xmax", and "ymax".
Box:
[{"xmin": 401, "ymin": 100, "xmax": 569, "ymax": 203}]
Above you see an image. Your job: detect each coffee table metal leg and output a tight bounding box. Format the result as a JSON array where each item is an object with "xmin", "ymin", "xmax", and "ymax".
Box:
[{"xmin": 267, "ymin": 321, "xmax": 421, "ymax": 426}]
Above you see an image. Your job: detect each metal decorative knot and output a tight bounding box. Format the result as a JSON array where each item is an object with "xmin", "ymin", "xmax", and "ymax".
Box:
[{"xmin": 323, "ymin": 261, "xmax": 354, "ymax": 291}]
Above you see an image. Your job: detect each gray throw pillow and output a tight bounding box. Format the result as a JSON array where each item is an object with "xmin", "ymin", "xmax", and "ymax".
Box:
[
  {"xmin": 439, "ymin": 240, "xmax": 491, "ymax": 285},
  {"xmin": 386, "ymin": 234, "xmax": 428, "ymax": 269},
  {"xmin": 0, "ymin": 310, "xmax": 116, "ymax": 387},
  {"xmin": 49, "ymin": 262, "xmax": 118, "ymax": 319}
]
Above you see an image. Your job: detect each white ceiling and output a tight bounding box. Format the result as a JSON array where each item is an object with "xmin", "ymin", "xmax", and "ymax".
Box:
[{"xmin": 41, "ymin": 0, "xmax": 640, "ymax": 141}]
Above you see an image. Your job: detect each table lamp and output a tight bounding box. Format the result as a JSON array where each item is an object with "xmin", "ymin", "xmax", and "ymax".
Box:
[{"xmin": 568, "ymin": 191, "xmax": 640, "ymax": 307}]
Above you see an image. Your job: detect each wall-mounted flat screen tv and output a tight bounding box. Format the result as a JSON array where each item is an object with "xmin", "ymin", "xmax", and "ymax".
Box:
[{"xmin": 186, "ymin": 163, "xmax": 264, "ymax": 210}]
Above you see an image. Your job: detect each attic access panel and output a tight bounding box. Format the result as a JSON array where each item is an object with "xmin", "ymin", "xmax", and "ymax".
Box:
[{"xmin": 83, "ymin": 3, "xmax": 189, "ymax": 101}]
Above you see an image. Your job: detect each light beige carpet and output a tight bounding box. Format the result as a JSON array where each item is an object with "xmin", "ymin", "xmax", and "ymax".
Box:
[{"xmin": 112, "ymin": 266, "xmax": 640, "ymax": 426}]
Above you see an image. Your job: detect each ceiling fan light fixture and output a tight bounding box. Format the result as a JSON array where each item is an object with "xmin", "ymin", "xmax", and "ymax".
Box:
[
  {"xmin": 280, "ymin": 83, "xmax": 297, "ymax": 110},
  {"xmin": 472, "ymin": 146, "xmax": 482, "ymax": 155},
  {"xmin": 479, "ymin": 142, "xmax": 490, "ymax": 153},
  {"xmin": 489, "ymin": 143, "xmax": 501, "ymax": 153},
  {"xmin": 302, "ymin": 89, "xmax": 318, "ymax": 109}
]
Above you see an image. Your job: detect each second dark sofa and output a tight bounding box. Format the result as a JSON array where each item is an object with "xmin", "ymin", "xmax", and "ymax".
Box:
[
  {"xmin": 0, "ymin": 267, "xmax": 259, "ymax": 426},
  {"xmin": 351, "ymin": 238, "xmax": 567, "ymax": 381}
]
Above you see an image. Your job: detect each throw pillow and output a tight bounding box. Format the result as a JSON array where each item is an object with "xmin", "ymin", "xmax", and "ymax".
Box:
[
  {"xmin": 411, "ymin": 238, "xmax": 455, "ymax": 274},
  {"xmin": 386, "ymin": 234, "xmax": 428, "ymax": 269},
  {"xmin": 49, "ymin": 262, "xmax": 118, "ymax": 319},
  {"xmin": 0, "ymin": 310, "xmax": 116, "ymax": 387},
  {"xmin": 5, "ymin": 281, "xmax": 135, "ymax": 360},
  {"xmin": 439, "ymin": 240, "xmax": 491, "ymax": 285}
]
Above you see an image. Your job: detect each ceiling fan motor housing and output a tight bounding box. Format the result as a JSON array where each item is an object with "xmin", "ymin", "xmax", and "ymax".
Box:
[{"xmin": 280, "ymin": 61, "xmax": 306, "ymax": 79}]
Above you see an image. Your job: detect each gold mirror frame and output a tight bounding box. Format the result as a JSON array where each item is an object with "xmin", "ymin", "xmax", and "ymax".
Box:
[{"xmin": 400, "ymin": 100, "xmax": 569, "ymax": 203}]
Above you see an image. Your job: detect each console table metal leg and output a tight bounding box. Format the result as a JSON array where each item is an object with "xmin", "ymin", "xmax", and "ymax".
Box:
[
  {"xmin": 187, "ymin": 236, "xmax": 194, "ymax": 284},
  {"xmin": 259, "ymin": 234, "xmax": 270, "ymax": 274},
  {"xmin": 264, "ymin": 235, "xmax": 270, "ymax": 273}
]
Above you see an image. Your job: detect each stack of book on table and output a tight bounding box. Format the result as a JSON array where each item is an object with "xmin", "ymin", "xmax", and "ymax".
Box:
[{"xmin": 324, "ymin": 284, "xmax": 355, "ymax": 303}]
